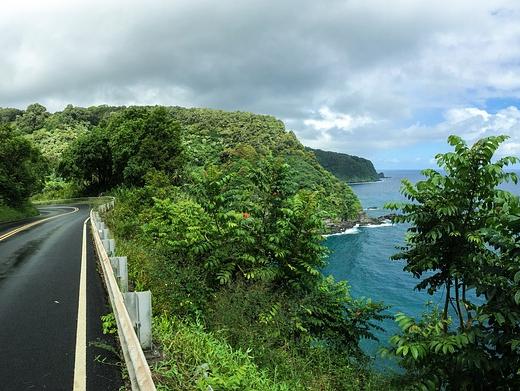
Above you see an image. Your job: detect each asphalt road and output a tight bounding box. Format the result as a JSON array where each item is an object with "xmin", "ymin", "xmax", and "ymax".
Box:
[{"xmin": 0, "ymin": 205, "xmax": 122, "ymax": 390}]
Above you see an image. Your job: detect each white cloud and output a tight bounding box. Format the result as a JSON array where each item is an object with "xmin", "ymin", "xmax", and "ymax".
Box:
[
  {"xmin": 298, "ymin": 105, "xmax": 520, "ymax": 165},
  {"xmin": 303, "ymin": 107, "xmax": 376, "ymax": 132},
  {"xmin": 1, "ymin": 0, "xmax": 520, "ymax": 168},
  {"xmin": 439, "ymin": 106, "xmax": 520, "ymax": 155},
  {"xmin": 502, "ymin": 142, "xmax": 520, "ymax": 154},
  {"xmin": 445, "ymin": 108, "xmax": 491, "ymax": 123}
]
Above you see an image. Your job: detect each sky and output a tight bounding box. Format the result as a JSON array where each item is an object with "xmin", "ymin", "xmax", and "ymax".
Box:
[{"xmin": 2, "ymin": 0, "xmax": 520, "ymax": 169}]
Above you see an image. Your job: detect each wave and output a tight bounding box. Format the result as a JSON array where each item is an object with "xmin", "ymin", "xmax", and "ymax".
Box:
[
  {"xmin": 324, "ymin": 224, "xmax": 360, "ymax": 237},
  {"xmin": 363, "ymin": 207, "xmax": 380, "ymax": 211},
  {"xmin": 359, "ymin": 221, "xmax": 394, "ymax": 228},
  {"xmin": 324, "ymin": 221, "xmax": 395, "ymax": 237}
]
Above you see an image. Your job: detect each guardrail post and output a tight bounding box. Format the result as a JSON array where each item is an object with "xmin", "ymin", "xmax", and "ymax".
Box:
[
  {"xmin": 99, "ymin": 228, "xmax": 110, "ymax": 240},
  {"xmin": 110, "ymin": 256, "xmax": 129, "ymax": 292},
  {"xmin": 124, "ymin": 291, "xmax": 152, "ymax": 350},
  {"xmin": 102, "ymin": 238, "xmax": 116, "ymax": 256},
  {"xmin": 102, "ymin": 239, "xmax": 110, "ymax": 254},
  {"xmin": 90, "ymin": 205, "xmax": 156, "ymax": 390}
]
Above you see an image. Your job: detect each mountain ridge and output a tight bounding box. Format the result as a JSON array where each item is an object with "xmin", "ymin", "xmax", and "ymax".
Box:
[{"xmin": 307, "ymin": 147, "xmax": 383, "ymax": 183}]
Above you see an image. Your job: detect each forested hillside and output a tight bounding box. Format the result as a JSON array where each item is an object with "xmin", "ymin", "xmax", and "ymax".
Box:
[
  {"xmin": 169, "ymin": 108, "xmax": 362, "ymax": 219},
  {"xmin": 1, "ymin": 104, "xmax": 361, "ymax": 221},
  {"xmin": 3, "ymin": 103, "xmax": 518, "ymax": 389},
  {"xmin": 0, "ymin": 104, "xmax": 391, "ymax": 389},
  {"xmin": 309, "ymin": 147, "xmax": 381, "ymax": 183}
]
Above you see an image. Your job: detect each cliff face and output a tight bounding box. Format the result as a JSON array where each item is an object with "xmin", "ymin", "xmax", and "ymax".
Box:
[{"xmin": 307, "ymin": 148, "xmax": 380, "ymax": 183}]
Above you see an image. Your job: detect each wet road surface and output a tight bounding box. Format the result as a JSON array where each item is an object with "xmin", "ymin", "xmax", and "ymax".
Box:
[{"xmin": 0, "ymin": 205, "xmax": 122, "ymax": 390}]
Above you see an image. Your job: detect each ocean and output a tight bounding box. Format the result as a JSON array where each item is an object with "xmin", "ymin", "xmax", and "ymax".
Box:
[{"xmin": 324, "ymin": 169, "xmax": 520, "ymax": 368}]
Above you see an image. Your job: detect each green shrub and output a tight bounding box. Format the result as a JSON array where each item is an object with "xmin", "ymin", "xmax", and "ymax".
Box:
[
  {"xmin": 153, "ymin": 316, "xmax": 294, "ymax": 391},
  {"xmin": 0, "ymin": 202, "xmax": 38, "ymax": 223}
]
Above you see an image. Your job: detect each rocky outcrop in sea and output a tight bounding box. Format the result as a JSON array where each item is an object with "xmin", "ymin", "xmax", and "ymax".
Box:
[{"xmin": 324, "ymin": 212, "xmax": 396, "ymax": 234}]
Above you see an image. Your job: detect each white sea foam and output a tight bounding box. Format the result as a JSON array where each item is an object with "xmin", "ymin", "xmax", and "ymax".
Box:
[
  {"xmin": 324, "ymin": 220, "xmax": 395, "ymax": 237},
  {"xmin": 323, "ymin": 224, "xmax": 360, "ymax": 237},
  {"xmin": 359, "ymin": 221, "xmax": 394, "ymax": 228}
]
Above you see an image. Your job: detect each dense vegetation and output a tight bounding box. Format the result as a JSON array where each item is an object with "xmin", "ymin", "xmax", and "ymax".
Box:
[
  {"xmin": 3, "ymin": 102, "xmax": 518, "ymax": 390},
  {"xmin": 1, "ymin": 104, "xmax": 122, "ymax": 204},
  {"xmin": 309, "ymin": 148, "xmax": 381, "ymax": 183},
  {"xmin": 2, "ymin": 103, "xmax": 361, "ymax": 222},
  {"xmin": 383, "ymin": 135, "xmax": 520, "ymax": 390},
  {"xmin": 0, "ymin": 124, "xmax": 47, "ymax": 221},
  {"xmin": 89, "ymin": 107, "xmax": 387, "ymax": 389},
  {"xmin": 0, "ymin": 103, "xmax": 386, "ymax": 389}
]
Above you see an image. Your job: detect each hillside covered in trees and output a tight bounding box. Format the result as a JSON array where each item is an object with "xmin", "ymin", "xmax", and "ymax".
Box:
[
  {"xmin": 2, "ymin": 103, "xmax": 519, "ymax": 390},
  {"xmin": 0, "ymin": 103, "xmax": 389, "ymax": 388},
  {"xmin": 1, "ymin": 104, "xmax": 362, "ymax": 222},
  {"xmin": 309, "ymin": 148, "xmax": 382, "ymax": 183}
]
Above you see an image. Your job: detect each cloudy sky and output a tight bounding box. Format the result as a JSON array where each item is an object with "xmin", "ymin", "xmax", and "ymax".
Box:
[{"xmin": 2, "ymin": 0, "xmax": 520, "ymax": 169}]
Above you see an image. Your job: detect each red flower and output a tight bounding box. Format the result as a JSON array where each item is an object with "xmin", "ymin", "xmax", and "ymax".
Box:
[{"xmin": 242, "ymin": 212, "xmax": 250, "ymax": 219}]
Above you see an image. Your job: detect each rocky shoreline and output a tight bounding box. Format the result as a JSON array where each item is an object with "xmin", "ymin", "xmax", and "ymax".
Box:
[{"xmin": 324, "ymin": 212, "xmax": 396, "ymax": 234}]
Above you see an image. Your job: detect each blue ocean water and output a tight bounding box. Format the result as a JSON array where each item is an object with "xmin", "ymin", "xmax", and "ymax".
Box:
[{"xmin": 324, "ymin": 169, "xmax": 520, "ymax": 367}]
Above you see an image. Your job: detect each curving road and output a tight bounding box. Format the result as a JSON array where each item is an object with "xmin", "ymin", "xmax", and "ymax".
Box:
[{"xmin": 0, "ymin": 205, "xmax": 122, "ymax": 390}]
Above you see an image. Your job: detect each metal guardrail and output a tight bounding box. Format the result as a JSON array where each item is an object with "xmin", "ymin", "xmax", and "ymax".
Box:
[{"xmin": 91, "ymin": 202, "xmax": 156, "ymax": 391}]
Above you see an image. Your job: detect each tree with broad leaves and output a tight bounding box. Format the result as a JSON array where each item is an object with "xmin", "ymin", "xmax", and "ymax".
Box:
[
  {"xmin": 0, "ymin": 125, "xmax": 47, "ymax": 206},
  {"xmin": 382, "ymin": 135, "xmax": 520, "ymax": 390},
  {"xmin": 14, "ymin": 103, "xmax": 50, "ymax": 134}
]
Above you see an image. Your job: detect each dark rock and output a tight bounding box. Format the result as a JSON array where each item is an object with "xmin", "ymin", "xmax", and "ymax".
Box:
[{"xmin": 324, "ymin": 212, "xmax": 397, "ymax": 234}]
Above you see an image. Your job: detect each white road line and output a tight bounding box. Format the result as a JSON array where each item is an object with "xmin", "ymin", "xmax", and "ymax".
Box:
[
  {"xmin": 73, "ymin": 216, "xmax": 90, "ymax": 391},
  {"xmin": 0, "ymin": 206, "xmax": 79, "ymax": 242}
]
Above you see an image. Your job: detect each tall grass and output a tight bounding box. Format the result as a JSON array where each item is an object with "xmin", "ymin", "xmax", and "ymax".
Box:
[
  {"xmin": 153, "ymin": 316, "xmax": 295, "ymax": 391},
  {"xmin": 0, "ymin": 203, "xmax": 38, "ymax": 223}
]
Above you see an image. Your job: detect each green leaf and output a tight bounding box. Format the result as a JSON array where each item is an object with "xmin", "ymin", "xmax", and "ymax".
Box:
[{"xmin": 515, "ymin": 291, "xmax": 520, "ymax": 305}]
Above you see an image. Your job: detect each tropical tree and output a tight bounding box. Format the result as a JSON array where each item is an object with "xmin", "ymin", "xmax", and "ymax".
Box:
[
  {"xmin": 107, "ymin": 106, "xmax": 184, "ymax": 186},
  {"xmin": 0, "ymin": 107, "xmax": 23, "ymax": 125},
  {"xmin": 27, "ymin": 126, "xmax": 88, "ymax": 170},
  {"xmin": 0, "ymin": 125, "xmax": 47, "ymax": 206},
  {"xmin": 140, "ymin": 154, "xmax": 388, "ymax": 360},
  {"xmin": 14, "ymin": 103, "xmax": 50, "ymax": 134},
  {"xmin": 59, "ymin": 106, "xmax": 184, "ymax": 193},
  {"xmin": 383, "ymin": 135, "xmax": 520, "ymax": 390},
  {"xmin": 58, "ymin": 128, "xmax": 113, "ymax": 194}
]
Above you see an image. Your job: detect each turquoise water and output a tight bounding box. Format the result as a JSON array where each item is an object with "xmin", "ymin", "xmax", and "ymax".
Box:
[{"xmin": 324, "ymin": 169, "xmax": 520, "ymax": 365}]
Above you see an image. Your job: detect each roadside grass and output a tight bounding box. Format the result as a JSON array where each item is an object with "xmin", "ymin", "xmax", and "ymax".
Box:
[
  {"xmin": 0, "ymin": 203, "xmax": 38, "ymax": 223},
  {"xmin": 152, "ymin": 315, "xmax": 295, "ymax": 391},
  {"xmin": 151, "ymin": 315, "xmax": 392, "ymax": 391}
]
